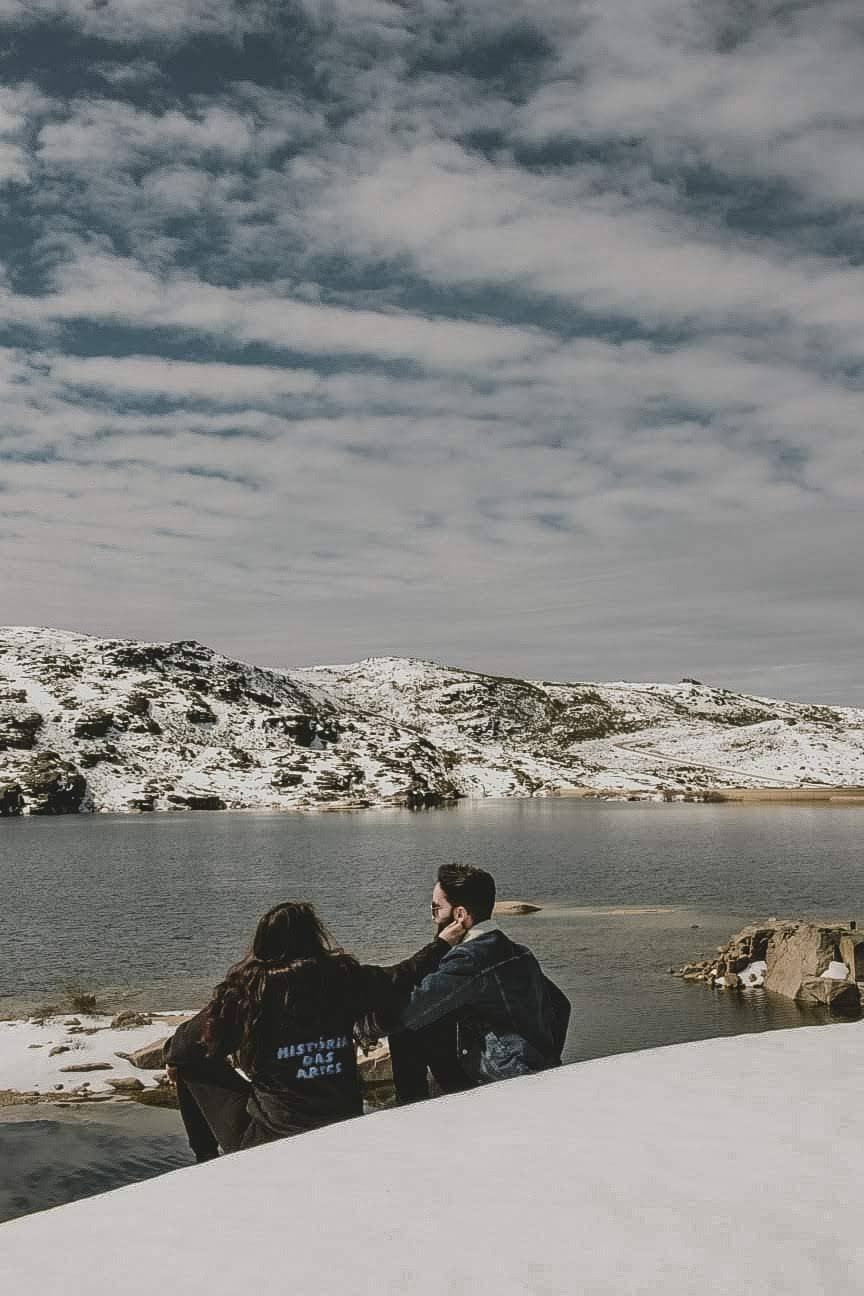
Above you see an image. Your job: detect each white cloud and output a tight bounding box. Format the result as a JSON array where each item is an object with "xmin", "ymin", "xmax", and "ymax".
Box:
[{"xmin": 0, "ymin": 1, "xmax": 862, "ymax": 697}]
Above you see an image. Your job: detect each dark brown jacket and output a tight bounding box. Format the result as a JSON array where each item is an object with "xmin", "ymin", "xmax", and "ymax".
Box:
[{"xmin": 166, "ymin": 938, "xmax": 447, "ymax": 1138}]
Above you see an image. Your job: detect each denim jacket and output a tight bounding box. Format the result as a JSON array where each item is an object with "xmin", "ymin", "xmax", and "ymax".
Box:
[{"xmin": 396, "ymin": 928, "xmax": 571, "ymax": 1085}]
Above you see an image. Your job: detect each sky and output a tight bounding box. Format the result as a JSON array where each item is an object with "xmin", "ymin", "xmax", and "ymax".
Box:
[{"xmin": 0, "ymin": 1, "xmax": 862, "ymax": 703}]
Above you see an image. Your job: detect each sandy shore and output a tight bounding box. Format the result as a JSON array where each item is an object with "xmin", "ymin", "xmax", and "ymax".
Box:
[{"xmin": 554, "ymin": 785, "xmax": 864, "ymax": 802}]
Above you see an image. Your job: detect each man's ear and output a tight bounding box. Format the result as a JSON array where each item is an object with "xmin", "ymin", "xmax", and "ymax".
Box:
[{"xmin": 454, "ymin": 904, "xmax": 472, "ymax": 927}]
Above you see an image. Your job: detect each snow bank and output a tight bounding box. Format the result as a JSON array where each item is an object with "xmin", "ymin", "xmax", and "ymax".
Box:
[
  {"xmin": 0, "ymin": 1014, "xmax": 190, "ymax": 1097},
  {"xmin": 2, "ymin": 1022, "xmax": 863, "ymax": 1293}
]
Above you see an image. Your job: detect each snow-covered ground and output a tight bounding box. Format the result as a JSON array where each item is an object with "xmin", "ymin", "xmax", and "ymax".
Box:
[
  {"xmin": 0, "ymin": 1014, "xmax": 189, "ymax": 1098},
  {"xmin": 1, "ymin": 1022, "xmax": 862, "ymax": 1293},
  {"xmin": 3, "ymin": 626, "xmax": 864, "ymax": 815}
]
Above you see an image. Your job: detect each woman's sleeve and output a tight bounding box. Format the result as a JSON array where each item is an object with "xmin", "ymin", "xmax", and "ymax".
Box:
[
  {"xmin": 164, "ymin": 996, "xmax": 242, "ymax": 1066},
  {"xmin": 353, "ymin": 938, "xmax": 449, "ymax": 1021},
  {"xmin": 163, "ymin": 1006, "xmax": 212, "ymax": 1067}
]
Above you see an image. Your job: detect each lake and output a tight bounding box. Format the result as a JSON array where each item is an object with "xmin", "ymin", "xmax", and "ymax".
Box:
[{"xmin": 2, "ymin": 800, "xmax": 862, "ymax": 1221}]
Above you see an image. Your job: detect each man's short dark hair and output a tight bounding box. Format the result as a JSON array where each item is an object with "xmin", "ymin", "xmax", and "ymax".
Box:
[{"xmin": 437, "ymin": 864, "xmax": 496, "ymax": 923}]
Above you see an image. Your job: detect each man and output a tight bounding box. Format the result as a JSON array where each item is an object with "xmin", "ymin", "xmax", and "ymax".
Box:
[{"xmin": 389, "ymin": 864, "xmax": 570, "ymax": 1103}]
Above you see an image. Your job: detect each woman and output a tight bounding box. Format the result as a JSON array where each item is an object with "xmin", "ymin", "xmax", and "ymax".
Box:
[{"xmin": 166, "ymin": 901, "xmax": 465, "ymax": 1160}]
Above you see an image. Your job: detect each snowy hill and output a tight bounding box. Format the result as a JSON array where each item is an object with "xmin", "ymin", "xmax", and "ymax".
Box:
[
  {"xmin": 1, "ymin": 628, "xmax": 863, "ymax": 815},
  {"xmin": 297, "ymin": 656, "xmax": 864, "ymax": 797}
]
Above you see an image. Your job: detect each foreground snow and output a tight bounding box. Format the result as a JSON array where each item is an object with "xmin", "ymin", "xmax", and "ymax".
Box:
[{"xmin": 2, "ymin": 1022, "xmax": 862, "ymax": 1293}]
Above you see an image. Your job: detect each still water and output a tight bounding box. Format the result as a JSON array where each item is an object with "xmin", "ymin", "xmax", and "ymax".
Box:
[
  {"xmin": 3, "ymin": 799, "xmax": 863, "ymax": 1058},
  {"xmin": 1, "ymin": 800, "xmax": 862, "ymax": 1221}
]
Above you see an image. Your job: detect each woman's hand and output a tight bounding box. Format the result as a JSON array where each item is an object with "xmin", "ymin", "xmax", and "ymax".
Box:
[{"xmin": 438, "ymin": 916, "xmax": 469, "ymax": 946}]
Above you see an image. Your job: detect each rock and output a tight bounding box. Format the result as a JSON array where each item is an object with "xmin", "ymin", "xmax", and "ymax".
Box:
[
  {"xmin": 764, "ymin": 924, "xmax": 840, "ymax": 999},
  {"xmin": 494, "ymin": 901, "xmax": 542, "ymax": 915},
  {"xmin": 116, "ymin": 1037, "xmax": 171, "ymax": 1069},
  {"xmin": 0, "ymin": 781, "xmax": 23, "ymax": 815},
  {"xmin": 721, "ymin": 973, "xmax": 740, "ymax": 989},
  {"xmin": 72, "ymin": 709, "xmax": 115, "ymax": 739},
  {"xmin": 19, "ymin": 751, "xmax": 87, "ymax": 815},
  {"xmin": 736, "ymin": 961, "xmax": 767, "ymax": 988},
  {"xmin": 358, "ymin": 1043, "xmax": 394, "ymax": 1110},
  {"xmin": 358, "ymin": 1044, "xmax": 393, "ymax": 1087},
  {"xmin": 185, "ymin": 701, "xmax": 217, "ymax": 724},
  {"xmin": 130, "ymin": 1086, "xmax": 179, "ymax": 1109},
  {"xmin": 797, "ymin": 978, "xmax": 861, "ymax": 1012},
  {"xmin": 49, "ymin": 1045, "xmax": 71, "ymax": 1057},
  {"xmin": 165, "ymin": 793, "xmax": 226, "ymax": 810},
  {"xmin": 0, "ymin": 707, "xmax": 43, "ymax": 751},
  {"xmin": 110, "ymin": 1011, "xmax": 153, "ymax": 1029},
  {"xmin": 106, "ymin": 1077, "xmax": 145, "ymax": 1093},
  {"xmin": 64, "ymin": 1018, "xmax": 81, "ymax": 1026},
  {"xmin": 59, "ymin": 1062, "xmax": 114, "ymax": 1073}
]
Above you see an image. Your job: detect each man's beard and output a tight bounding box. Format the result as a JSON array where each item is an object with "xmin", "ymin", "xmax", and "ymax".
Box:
[{"xmin": 435, "ymin": 915, "xmax": 451, "ymax": 935}]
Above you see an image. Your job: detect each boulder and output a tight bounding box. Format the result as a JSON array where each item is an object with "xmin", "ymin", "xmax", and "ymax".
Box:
[
  {"xmin": 49, "ymin": 1045, "xmax": 71, "ymax": 1057},
  {"xmin": 130, "ymin": 1085, "xmax": 179, "ymax": 1109},
  {"xmin": 59, "ymin": 1062, "xmax": 114, "ymax": 1073},
  {"xmin": 115, "ymin": 1037, "xmax": 171, "ymax": 1070},
  {"xmin": 0, "ymin": 707, "xmax": 43, "ymax": 751},
  {"xmin": 494, "ymin": 901, "xmax": 542, "ymax": 916},
  {"xmin": 110, "ymin": 1011, "xmax": 153, "ymax": 1029},
  {"xmin": 764, "ymin": 924, "xmax": 840, "ymax": 998},
  {"xmin": 166, "ymin": 793, "xmax": 226, "ymax": 810},
  {"xmin": 72, "ymin": 709, "xmax": 115, "ymax": 739},
  {"xmin": 20, "ymin": 752, "xmax": 87, "ymax": 814},
  {"xmin": 0, "ymin": 782, "xmax": 23, "ymax": 816},
  {"xmin": 106, "ymin": 1077, "xmax": 145, "ymax": 1093},
  {"xmin": 797, "ymin": 978, "xmax": 861, "ymax": 1013}
]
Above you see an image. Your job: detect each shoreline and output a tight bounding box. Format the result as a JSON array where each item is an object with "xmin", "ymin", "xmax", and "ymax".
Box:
[
  {"xmin": 553, "ymin": 785, "xmax": 864, "ymax": 803},
  {"xmin": 2, "ymin": 786, "xmax": 864, "ymax": 818}
]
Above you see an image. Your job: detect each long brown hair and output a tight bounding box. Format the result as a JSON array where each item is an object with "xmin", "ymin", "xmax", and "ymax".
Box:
[{"xmin": 204, "ymin": 902, "xmax": 356, "ymax": 1070}]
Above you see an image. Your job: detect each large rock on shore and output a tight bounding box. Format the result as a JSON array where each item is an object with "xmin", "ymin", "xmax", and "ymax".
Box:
[
  {"xmin": 682, "ymin": 919, "xmax": 863, "ymax": 1013},
  {"xmin": 797, "ymin": 977, "xmax": 861, "ymax": 1012},
  {"xmin": 763, "ymin": 924, "xmax": 840, "ymax": 997}
]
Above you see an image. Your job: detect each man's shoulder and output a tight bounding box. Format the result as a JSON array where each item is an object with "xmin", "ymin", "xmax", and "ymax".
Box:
[{"xmin": 442, "ymin": 929, "xmax": 532, "ymax": 970}]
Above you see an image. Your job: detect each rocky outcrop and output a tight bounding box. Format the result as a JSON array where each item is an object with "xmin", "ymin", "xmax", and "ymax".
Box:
[
  {"xmin": 0, "ymin": 781, "xmax": 23, "ymax": 815},
  {"xmin": 797, "ymin": 978, "xmax": 861, "ymax": 1012},
  {"xmin": 0, "ymin": 707, "xmax": 43, "ymax": 751},
  {"xmin": 494, "ymin": 901, "xmax": 542, "ymax": 915},
  {"xmin": 675, "ymin": 920, "xmax": 863, "ymax": 1014},
  {"xmin": 763, "ymin": 924, "xmax": 839, "ymax": 998},
  {"xmin": 116, "ymin": 1038, "xmax": 171, "ymax": 1070},
  {"xmin": 165, "ymin": 793, "xmax": 226, "ymax": 810},
  {"xmin": 110, "ymin": 1012, "xmax": 153, "ymax": 1029},
  {"xmin": 19, "ymin": 752, "xmax": 87, "ymax": 814}
]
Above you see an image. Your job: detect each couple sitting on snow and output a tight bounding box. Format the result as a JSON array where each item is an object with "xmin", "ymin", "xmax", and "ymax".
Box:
[{"xmin": 165, "ymin": 864, "xmax": 571, "ymax": 1160}]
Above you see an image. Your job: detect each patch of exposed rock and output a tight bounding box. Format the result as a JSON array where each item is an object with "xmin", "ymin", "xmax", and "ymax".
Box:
[
  {"xmin": 19, "ymin": 752, "xmax": 87, "ymax": 814},
  {"xmin": 673, "ymin": 919, "xmax": 864, "ymax": 1013}
]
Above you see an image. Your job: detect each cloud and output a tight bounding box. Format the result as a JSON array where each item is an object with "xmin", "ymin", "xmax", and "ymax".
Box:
[
  {"xmin": 0, "ymin": 1, "xmax": 862, "ymax": 699},
  {"xmin": 0, "ymin": 0, "xmax": 270, "ymax": 42}
]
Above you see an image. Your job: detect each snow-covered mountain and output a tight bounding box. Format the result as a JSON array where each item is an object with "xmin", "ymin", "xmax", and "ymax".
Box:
[{"xmin": 1, "ymin": 627, "xmax": 863, "ymax": 815}]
